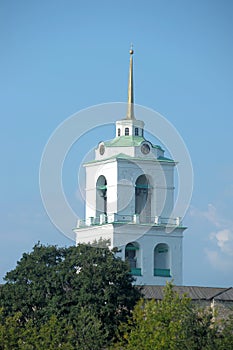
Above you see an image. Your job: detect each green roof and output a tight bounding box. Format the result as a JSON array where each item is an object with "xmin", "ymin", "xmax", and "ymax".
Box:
[
  {"xmin": 104, "ymin": 136, "xmax": 163, "ymax": 150},
  {"xmin": 157, "ymin": 156, "xmax": 174, "ymax": 162},
  {"xmin": 105, "ymin": 136, "xmax": 144, "ymax": 147}
]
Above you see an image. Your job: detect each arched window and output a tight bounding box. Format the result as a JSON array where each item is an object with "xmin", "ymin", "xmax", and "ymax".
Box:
[
  {"xmin": 154, "ymin": 243, "xmax": 171, "ymax": 277},
  {"xmin": 135, "ymin": 127, "xmax": 139, "ymax": 136},
  {"xmin": 135, "ymin": 175, "xmax": 151, "ymax": 223},
  {"xmin": 96, "ymin": 175, "xmax": 107, "ymax": 219},
  {"xmin": 125, "ymin": 127, "xmax": 129, "ymax": 136},
  {"xmin": 118, "ymin": 128, "xmax": 121, "ymax": 136},
  {"xmin": 125, "ymin": 242, "xmax": 141, "ymax": 276}
]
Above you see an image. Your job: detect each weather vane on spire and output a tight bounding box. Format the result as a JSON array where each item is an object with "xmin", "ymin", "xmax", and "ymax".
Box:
[{"xmin": 130, "ymin": 43, "xmax": 134, "ymax": 55}]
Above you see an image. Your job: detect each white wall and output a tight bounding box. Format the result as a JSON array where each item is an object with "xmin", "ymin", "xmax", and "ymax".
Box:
[{"xmin": 75, "ymin": 223, "xmax": 184, "ymax": 286}]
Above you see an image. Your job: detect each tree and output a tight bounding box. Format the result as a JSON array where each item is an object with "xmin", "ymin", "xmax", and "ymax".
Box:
[
  {"xmin": 0, "ymin": 307, "xmax": 106, "ymax": 350},
  {"xmin": 19, "ymin": 315, "xmax": 75, "ymax": 350},
  {"xmin": 215, "ymin": 316, "xmax": 233, "ymax": 350},
  {"xmin": 0, "ymin": 243, "xmax": 141, "ymax": 347},
  {"xmin": 113, "ymin": 283, "xmax": 232, "ymax": 350},
  {"xmin": 0, "ymin": 308, "xmax": 25, "ymax": 350}
]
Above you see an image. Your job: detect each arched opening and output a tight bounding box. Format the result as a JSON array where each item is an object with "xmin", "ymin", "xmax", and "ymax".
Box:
[
  {"xmin": 96, "ymin": 175, "xmax": 107, "ymax": 219},
  {"xmin": 125, "ymin": 127, "xmax": 129, "ymax": 136},
  {"xmin": 125, "ymin": 242, "xmax": 141, "ymax": 276},
  {"xmin": 135, "ymin": 175, "xmax": 151, "ymax": 223},
  {"xmin": 154, "ymin": 243, "xmax": 171, "ymax": 277},
  {"xmin": 118, "ymin": 128, "xmax": 121, "ymax": 136}
]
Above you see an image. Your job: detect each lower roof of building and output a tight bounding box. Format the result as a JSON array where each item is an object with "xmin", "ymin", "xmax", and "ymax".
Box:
[{"xmin": 140, "ymin": 285, "xmax": 233, "ymax": 301}]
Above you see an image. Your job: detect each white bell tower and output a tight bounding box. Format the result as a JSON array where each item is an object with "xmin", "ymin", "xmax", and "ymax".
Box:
[{"xmin": 74, "ymin": 48, "xmax": 186, "ymax": 286}]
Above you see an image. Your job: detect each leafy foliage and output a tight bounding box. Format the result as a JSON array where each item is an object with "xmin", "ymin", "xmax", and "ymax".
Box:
[
  {"xmin": 0, "ymin": 243, "xmax": 141, "ymax": 348},
  {"xmin": 1, "ymin": 245, "xmax": 233, "ymax": 349},
  {"xmin": 113, "ymin": 283, "xmax": 233, "ymax": 350},
  {"xmin": 0, "ymin": 309, "xmax": 87, "ymax": 350},
  {"xmin": 215, "ymin": 315, "xmax": 233, "ymax": 350},
  {"xmin": 0, "ymin": 309, "xmax": 25, "ymax": 349}
]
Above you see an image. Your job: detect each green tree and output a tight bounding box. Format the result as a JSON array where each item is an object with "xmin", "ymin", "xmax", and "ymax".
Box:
[
  {"xmin": 215, "ymin": 316, "xmax": 233, "ymax": 350},
  {"xmin": 19, "ymin": 315, "xmax": 75, "ymax": 350},
  {"xmin": 114, "ymin": 283, "xmax": 224, "ymax": 350},
  {"xmin": 0, "ymin": 243, "xmax": 141, "ymax": 347},
  {"xmin": 0, "ymin": 308, "xmax": 105, "ymax": 350},
  {"xmin": 0, "ymin": 308, "xmax": 25, "ymax": 350},
  {"xmin": 71, "ymin": 306, "xmax": 107, "ymax": 350},
  {"xmin": 0, "ymin": 309, "xmax": 75, "ymax": 350}
]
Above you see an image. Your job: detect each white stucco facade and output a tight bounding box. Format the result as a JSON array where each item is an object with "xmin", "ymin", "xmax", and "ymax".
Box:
[
  {"xmin": 85, "ymin": 155, "xmax": 175, "ymax": 220},
  {"xmin": 74, "ymin": 49, "xmax": 186, "ymax": 286},
  {"xmin": 74, "ymin": 118, "xmax": 186, "ymax": 286},
  {"xmin": 75, "ymin": 222, "xmax": 184, "ymax": 286}
]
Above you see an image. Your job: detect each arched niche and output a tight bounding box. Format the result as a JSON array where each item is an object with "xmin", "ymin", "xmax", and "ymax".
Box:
[
  {"xmin": 125, "ymin": 242, "xmax": 141, "ymax": 276},
  {"xmin": 135, "ymin": 174, "xmax": 151, "ymax": 223},
  {"xmin": 96, "ymin": 175, "xmax": 107, "ymax": 218},
  {"xmin": 154, "ymin": 243, "xmax": 171, "ymax": 277}
]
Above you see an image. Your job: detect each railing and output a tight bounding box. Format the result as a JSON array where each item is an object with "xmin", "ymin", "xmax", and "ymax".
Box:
[{"xmin": 76, "ymin": 213, "xmax": 183, "ymax": 228}]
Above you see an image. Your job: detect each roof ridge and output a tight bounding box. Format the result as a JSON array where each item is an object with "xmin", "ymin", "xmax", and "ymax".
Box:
[{"xmin": 210, "ymin": 287, "xmax": 232, "ymax": 301}]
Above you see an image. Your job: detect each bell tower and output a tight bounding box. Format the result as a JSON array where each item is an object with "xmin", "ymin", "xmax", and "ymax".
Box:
[{"xmin": 74, "ymin": 48, "xmax": 186, "ymax": 286}]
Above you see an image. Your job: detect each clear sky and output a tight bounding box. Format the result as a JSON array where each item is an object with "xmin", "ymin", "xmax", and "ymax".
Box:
[{"xmin": 1, "ymin": 0, "xmax": 233, "ymax": 287}]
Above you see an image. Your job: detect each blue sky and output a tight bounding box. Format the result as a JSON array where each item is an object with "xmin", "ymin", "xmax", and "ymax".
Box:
[{"xmin": 1, "ymin": 0, "xmax": 233, "ymax": 286}]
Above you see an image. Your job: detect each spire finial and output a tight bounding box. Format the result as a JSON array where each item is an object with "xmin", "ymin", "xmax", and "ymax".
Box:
[
  {"xmin": 126, "ymin": 44, "xmax": 135, "ymax": 120},
  {"xmin": 129, "ymin": 43, "xmax": 134, "ymax": 55}
]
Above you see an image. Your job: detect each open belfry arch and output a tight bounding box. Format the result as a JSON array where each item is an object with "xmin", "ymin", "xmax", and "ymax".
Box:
[{"xmin": 74, "ymin": 47, "xmax": 186, "ymax": 286}]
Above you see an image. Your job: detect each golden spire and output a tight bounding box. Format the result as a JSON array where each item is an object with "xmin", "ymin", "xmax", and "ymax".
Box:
[{"xmin": 126, "ymin": 44, "xmax": 135, "ymax": 120}]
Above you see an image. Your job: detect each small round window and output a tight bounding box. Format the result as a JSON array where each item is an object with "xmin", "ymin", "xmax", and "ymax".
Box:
[
  {"xmin": 141, "ymin": 143, "xmax": 150, "ymax": 155},
  {"xmin": 99, "ymin": 144, "xmax": 105, "ymax": 155}
]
